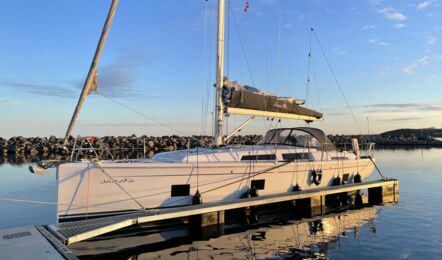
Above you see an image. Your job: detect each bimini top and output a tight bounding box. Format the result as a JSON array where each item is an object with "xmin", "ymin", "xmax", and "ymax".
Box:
[
  {"xmin": 222, "ymin": 78, "xmax": 323, "ymax": 121},
  {"xmin": 259, "ymin": 127, "xmax": 336, "ymax": 152}
]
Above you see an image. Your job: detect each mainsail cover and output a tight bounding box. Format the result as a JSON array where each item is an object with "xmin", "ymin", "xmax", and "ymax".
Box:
[{"xmin": 222, "ymin": 79, "xmax": 323, "ymax": 120}]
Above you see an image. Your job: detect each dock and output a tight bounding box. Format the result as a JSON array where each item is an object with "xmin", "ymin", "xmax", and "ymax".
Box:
[{"xmin": 0, "ymin": 178, "xmax": 398, "ymax": 259}]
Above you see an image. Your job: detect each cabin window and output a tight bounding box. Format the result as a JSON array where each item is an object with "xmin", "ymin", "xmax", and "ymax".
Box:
[
  {"xmin": 251, "ymin": 179, "xmax": 265, "ymax": 190},
  {"xmin": 241, "ymin": 154, "xmax": 276, "ymax": 161},
  {"xmin": 331, "ymin": 156, "xmax": 349, "ymax": 160},
  {"xmin": 171, "ymin": 184, "xmax": 190, "ymax": 197},
  {"xmin": 282, "ymin": 153, "xmax": 310, "ymax": 161},
  {"xmin": 259, "ymin": 129, "xmax": 322, "ymax": 150}
]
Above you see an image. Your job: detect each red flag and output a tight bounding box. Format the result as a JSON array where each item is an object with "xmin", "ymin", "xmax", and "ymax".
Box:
[
  {"xmin": 244, "ymin": 1, "xmax": 249, "ymax": 12},
  {"xmin": 90, "ymin": 136, "xmax": 95, "ymax": 143}
]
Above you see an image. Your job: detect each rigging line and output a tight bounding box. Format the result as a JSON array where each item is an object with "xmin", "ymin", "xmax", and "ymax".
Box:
[
  {"xmin": 196, "ymin": 147, "xmax": 199, "ymax": 190},
  {"xmin": 0, "ymin": 197, "xmax": 143, "ymax": 211},
  {"xmin": 368, "ymin": 156, "xmax": 385, "ymax": 179},
  {"xmin": 311, "ymin": 28, "xmax": 363, "ymax": 134},
  {"xmin": 277, "ymin": 0, "xmax": 282, "ymax": 96},
  {"xmin": 93, "ymin": 161, "xmax": 147, "ymax": 211},
  {"xmin": 200, "ymin": 161, "xmax": 292, "ymax": 195},
  {"xmin": 230, "ymin": 6, "xmax": 256, "ymax": 87},
  {"xmin": 311, "ymin": 57, "xmax": 324, "ymax": 119},
  {"xmin": 203, "ymin": 11, "xmax": 217, "ymax": 136},
  {"xmin": 201, "ymin": 0, "xmax": 208, "ymax": 135},
  {"xmin": 305, "ymin": 28, "xmax": 313, "ymax": 104},
  {"xmin": 160, "ymin": 160, "xmax": 293, "ymax": 207},
  {"xmin": 301, "ymin": 0, "xmax": 311, "ymax": 37},
  {"xmin": 264, "ymin": 42, "xmax": 270, "ymax": 91},
  {"xmin": 226, "ymin": 0, "xmax": 230, "ymax": 76},
  {"xmin": 0, "ymin": 198, "xmax": 57, "ymax": 205},
  {"xmin": 98, "ymin": 94, "xmax": 191, "ymax": 138}
]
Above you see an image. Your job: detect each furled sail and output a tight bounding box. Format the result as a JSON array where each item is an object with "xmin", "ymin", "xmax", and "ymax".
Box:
[{"xmin": 222, "ymin": 78, "xmax": 323, "ymax": 121}]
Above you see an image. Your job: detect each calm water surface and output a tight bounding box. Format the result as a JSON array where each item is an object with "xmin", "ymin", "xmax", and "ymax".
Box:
[{"xmin": 1, "ymin": 149, "xmax": 442, "ymax": 259}]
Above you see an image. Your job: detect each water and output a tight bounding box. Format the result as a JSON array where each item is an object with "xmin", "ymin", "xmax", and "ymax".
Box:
[{"xmin": 1, "ymin": 149, "xmax": 442, "ymax": 259}]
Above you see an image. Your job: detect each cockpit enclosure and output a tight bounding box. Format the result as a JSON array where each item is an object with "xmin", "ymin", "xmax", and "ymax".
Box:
[{"xmin": 259, "ymin": 127, "xmax": 336, "ymax": 152}]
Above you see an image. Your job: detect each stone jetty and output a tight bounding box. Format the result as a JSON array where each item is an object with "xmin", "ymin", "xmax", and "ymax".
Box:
[
  {"xmin": 1, "ymin": 132, "xmax": 441, "ymax": 165},
  {"xmin": 0, "ymin": 135, "xmax": 262, "ymax": 165}
]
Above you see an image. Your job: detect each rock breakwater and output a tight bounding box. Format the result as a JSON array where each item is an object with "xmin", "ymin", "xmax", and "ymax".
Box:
[{"xmin": 1, "ymin": 133, "xmax": 441, "ymax": 165}]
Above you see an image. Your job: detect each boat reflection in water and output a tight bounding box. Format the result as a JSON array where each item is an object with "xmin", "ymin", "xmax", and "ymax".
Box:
[{"xmin": 70, "ymin": 205, "xmax": 380, "ymax": 259}]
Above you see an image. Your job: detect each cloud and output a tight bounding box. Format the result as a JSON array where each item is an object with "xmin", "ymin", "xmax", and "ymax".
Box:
[
  {"xmin": 368, "ymin": 38, "xmax": 389, "ymax": 46},
  {"xmin": 327, "ymin": 112, "xmax": 347, "ymax": 116},
  {"xmin": 378, "ymin": 7, "xmax": 407, "ymax": 21},
  {"xmin": 362, "ymin": 24, "xmax": 376, "ymax": 30},
  {"xmin": 403, "ymin": 56, "xmax": 429, "ymax": 74},
  {"xmin": 368, "ymin": 38, "xmax": 378, "ymax": 44},
  {"xmin": 426, "ymin": 36, "xmax": 438, "ymax": 45},
  {"xmin": 365, "ymin": 103, "xmax": 442, "ymax": 113},
  {"xmin": 417, "ymin": 1, "xmax": 432, "ymax": 11},
  {"xmin": 0, "ymin": 98, "xmax": 20, "ymax": 105},
  {"xmin": 375, "ymin": 117, "xmax": 423, "ymax": 122},
  {"xmin": 4, "ymin": 82, "xmax": 77, "ymax": 98},
  {"xmin": 332, "ymin": 47, "xmax": 347, "ymax": 56},
  {"xmin": 368, "ymin": 0, "xmax": 384, "ymax": 5},
  {"xmin": 378, "ymin": 66, "xmax": 392, "ymax": 76},
  {"xmin": 4, "ymin": 50, "xmax": 153, "ymax": 99},
  {"xmin": 393, "ymin": 23, "xmax": 407, "ymax": 29},
  {"xmin": 70, "ymin": 50, "xmax": 152, "ymax": 98}
]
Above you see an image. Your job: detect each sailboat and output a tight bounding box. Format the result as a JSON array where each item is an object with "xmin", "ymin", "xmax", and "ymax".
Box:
[{"xmin": 52, "ymin": 0, "xmax": 375, "ymax": 221}]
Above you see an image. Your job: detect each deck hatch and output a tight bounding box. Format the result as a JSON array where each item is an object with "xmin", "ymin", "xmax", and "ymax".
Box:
[
  {"xmin": 171, "ymin": 184, "xmax": 190, "ymax": 197},
  {"xmin": 241, "ymin": 154, "xmax": 276, "ymax": 161}
]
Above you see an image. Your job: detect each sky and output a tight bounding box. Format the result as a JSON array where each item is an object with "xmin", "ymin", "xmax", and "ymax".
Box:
[{"xmin": 0, "ymin": 0, "xmax": 441, "ymax": 138}]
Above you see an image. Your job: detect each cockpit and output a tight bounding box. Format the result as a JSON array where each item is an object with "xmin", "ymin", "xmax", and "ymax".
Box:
[{"xmin": 259, "ymin": 127, "xmax": 336, "ymax": 151}]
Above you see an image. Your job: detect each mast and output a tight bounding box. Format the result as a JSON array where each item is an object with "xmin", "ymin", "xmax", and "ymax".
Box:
[
  {"xmin": 214, "ymin": 0, "xmax": 225, "ymax": 146},
  {"xmin": 64, "ymin": 0, "xmax": 119, "ymax": 144}
]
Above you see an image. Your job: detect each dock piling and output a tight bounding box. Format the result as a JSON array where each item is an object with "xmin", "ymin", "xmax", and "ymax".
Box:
[
  {"xmin": 295, "ymin": 195, "xmax": 325, "ymax": 217},
  {"xmin": 368, "ymin": 181, "xmax": 399, "ymax": 204}
]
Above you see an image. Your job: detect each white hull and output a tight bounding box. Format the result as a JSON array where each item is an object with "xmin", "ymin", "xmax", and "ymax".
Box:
[{"xmin": 57, "ymin": 154, "xmax": 374, "ymax": 220}]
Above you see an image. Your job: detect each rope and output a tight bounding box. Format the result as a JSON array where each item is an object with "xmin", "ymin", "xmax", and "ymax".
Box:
[
  {"xmin": 98, "ymin": 94, "xmax": 204, "ymax": 145},
  {"xmin": 368, "ymin": 156, "xmax": 385, "ymax": 179},
  {"xmin": 230, "ymin": 7, "xmax": 256, "ymax": 87},
  {"xmin": 226, "ymin": 0, "xmax": 230, "ymax": 76},
  {"xmin": 196, "ymin": 147, "xmax": 200, "ymax": 190},
  {"xmin": 305, "ymin": 28, "xmax": 313, "ymax": 104},
  {"xmin": 0, "ymin": 198, "xmax": 57, "ymax": 205},
  {"xmin": 201, "ymin": 0, "xmax": 210, "ymax": 136},
  {"xmin": 160, "ymin": 160, "xmax": 293, "ymax": 207},
  {"xmin": 311, "ymin": 28, "xmax": 363, "ymax": 135},
  {"xmin": 98, "ymin": 94, "xmax": 186, "ymax": 136},
  {"xmin": 0, "ymin": 197, "xmax": 142, "ymax": 212},
  {"xmin": 200, "ymin": 161, "xmax": 292, "ymax": 195},
  {"xmin": 277, "ymin": 1, "xmax": 282, "ymax": 96},
  {"xmin": 93, "ymin": 161, "xmax": 147, "ymax": 211}
]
